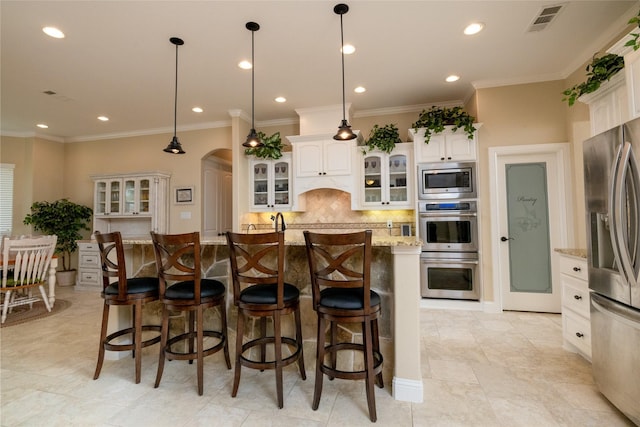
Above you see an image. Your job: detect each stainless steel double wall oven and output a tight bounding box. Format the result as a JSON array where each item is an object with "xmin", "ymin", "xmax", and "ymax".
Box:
[{"xmin": 418, "ymin": 162, "xmax": 480, "ymax": 300}]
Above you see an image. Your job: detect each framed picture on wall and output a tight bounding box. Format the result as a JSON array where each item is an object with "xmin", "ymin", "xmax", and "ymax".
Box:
[{"xmin": 175, "ymin": 186, "xmax": 194, "ymax": 205}]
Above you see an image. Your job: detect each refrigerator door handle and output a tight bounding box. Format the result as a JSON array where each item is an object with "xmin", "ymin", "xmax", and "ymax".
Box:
[
  {"xmin": 610, "ymin": 142, "xmax": 640, "ymax": 288},
  {"xmin": 592, "ymin": 292, "xmax": 640, "ymax": 328}
]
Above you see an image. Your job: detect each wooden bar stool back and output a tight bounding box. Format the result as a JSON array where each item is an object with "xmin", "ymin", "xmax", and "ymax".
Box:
[
  {"xmin": 304, "ymin": 230, "xmax": 384, "ymax": 422},
  {"xmin": 225, "ymin": 231, "xmax": 306, "ymax": 408},
  {"xmin": 93, "ymin": 231, "xmax": 161, "ymax": 384},
  {"xmin": 150, "ymin": 231, "xmax": 231, "ymax": 395}
]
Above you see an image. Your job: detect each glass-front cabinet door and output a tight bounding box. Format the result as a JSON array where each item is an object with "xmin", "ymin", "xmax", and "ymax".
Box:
[
  {"xmin": 250, "ymin": 154, "xmax": 292, "ymax": 211},
  {"xmin": 360, "ymin": 143, "xmax": 412, "ymax": 210},
  {"xmin": 94, "ymin": 178, "xmax": 122, "ymax": 215},
  {"xmin": 124, "ymin": 178, "xmax": 151, "ymax": 215}
]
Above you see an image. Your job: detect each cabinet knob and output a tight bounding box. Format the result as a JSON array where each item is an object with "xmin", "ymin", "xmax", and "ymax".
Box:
[
  {"xmin": 447, "ymin": 157, "xmax": 452, "ymax": 160},
  {"xmin": 440, "ymin": 157, "xmax": 445, "ymax": 161},
  {"xmin": 573, "ymin": 294, "xmax": 582, "ymax": 300},
  {"xmin": 575, "ymin": 332, "xmax": 584, "ymax": 338},
  {"xmin": 573, "ymin": 266, "xmax": 581, "ymax": 272}
]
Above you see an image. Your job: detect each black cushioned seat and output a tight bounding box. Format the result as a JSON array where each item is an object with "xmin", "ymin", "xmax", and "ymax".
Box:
[
  {"xmin": 165, "ymin": 279, "xmax": 225, "ymax": 300},
  {"xmin": 319, "ymin": 288, "xmax": 380, "ymax": 310},
  {"xmin": 104, "ymin": 277, "xmax": 159, "ymax": 295},
  {"xmin": 239, "ymin": 283, "xmax": 300, "ymax": 305}
]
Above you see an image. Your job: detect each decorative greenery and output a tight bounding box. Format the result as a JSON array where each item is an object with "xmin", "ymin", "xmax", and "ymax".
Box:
[
  {"xmin": 412, "ymin": 106, "xmax": 476, "ymax": 143},
  {"xmin": 362, "ymin": 123, "xmax": 401, "ymax": 154},
  {"xmin": 244, "ymin": 131, "xmax": 284, "ymax": 159},
  {"xmin": 562, "ymin": 53, "xmax": 625, "ymax": 106},
  {"xmin": 23, "ymin": 199, "xmax": 93, "ymax": 271},
  {"xmin": 625, "ymin": 9, "xmax": 640, "ymax": 51}
]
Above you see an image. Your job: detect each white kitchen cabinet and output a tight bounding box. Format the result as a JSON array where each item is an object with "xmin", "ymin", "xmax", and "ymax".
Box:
[
  {"xmin": 249, "ymin": 154, "xmax": 292, "ymax": 211},
  {"xmin": 76, "ymin": 241, "xmax": 101, "ymax": 289},
  {"xmin": 287, "ymin": 134, "xmax": 359, "ymax": 210},
  {"xmin": 91, "ymin": 172, "xmax": 170, "ymax": 237},
  {"xmin": 410, "ymin": 127, "xmax": 478, "ymax": 163},
  {"xmin": 292, "ymin": 138, "xmax": 353, "ymax": 177},
  {"xmin": 578, "ymin": 72, "xmax": 628, "ymax": 136},
  {"xmin": 357, "ymin": 143, "xmax": 413, "ymax": 210},
  {"xmin": 559, "ymin": 252, "xmax": 591, "ymax": 361}
]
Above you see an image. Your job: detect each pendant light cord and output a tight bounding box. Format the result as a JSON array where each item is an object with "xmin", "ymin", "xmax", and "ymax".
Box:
[
  {"xmin": 251, "ymin": 29, "xmax": 255, "ymax": 130},
  {"xmin": 340, "ymin": 12, "xmax": 346, "ymax": 121},
  {"xmin": 174, "ymin": 42, "xmax": 179, "ymax": 138}
]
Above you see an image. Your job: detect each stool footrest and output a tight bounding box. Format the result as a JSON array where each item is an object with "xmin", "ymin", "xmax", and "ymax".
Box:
[
  {"xmin": 164, "ymin": 330, "xmax": 227, "ymax": 361},
  {"xmin": 103, "ymin": 325, "xmax": 161, "ymax": 352},
  {"xmin": 320, "ymin": 342, "xmax": 383, "ymax": 380},
  {"xmin": 239, "ymin": 336, "xmax": 303, "ymax": 370}
]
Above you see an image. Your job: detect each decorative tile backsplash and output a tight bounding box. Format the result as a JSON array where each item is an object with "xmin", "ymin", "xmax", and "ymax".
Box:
[{"xmin": 242, "ymin": 188, "xmax": 414, "ymax": 237}]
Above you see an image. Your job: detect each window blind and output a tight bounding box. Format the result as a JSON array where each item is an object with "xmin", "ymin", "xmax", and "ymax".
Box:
[{"xmin": 0, "ymin": 163, "xmax": 15, "ymax": 236}]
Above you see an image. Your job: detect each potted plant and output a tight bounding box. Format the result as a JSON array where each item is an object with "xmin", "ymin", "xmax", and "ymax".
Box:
[
  {"xmin": 412, "ymin": 106, "xmax": 476, "ymax": 143},
  {"xmin": 244, "ymin": 131, "xmax": 284, "ymax": 159},
  {"xmin": 562, "ymin": 53, "xmax": 625, "ymax": 106},
  {"xmin": 362, "ymin": 123, "xmax": 401, "ymax": 154},
  {"xmin": 23, "ymin": 198, "xmax": 93, "ymax": 286},
  {"xmin": 625, "ymin": 8, "xmax": 640, "ymax": 51}
]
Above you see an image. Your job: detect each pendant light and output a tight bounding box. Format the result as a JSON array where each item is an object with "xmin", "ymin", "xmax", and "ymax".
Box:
[
  {"xmin": 333, "ymin": 3, "xmax": 356, "ymax": 141},
  {"xmin": 243, "ymin": 22, "xmax": 263, "ymax": 148},
  {"xmin": 163, "ymin": 37, "xmax": 186, "ymax": 154}
]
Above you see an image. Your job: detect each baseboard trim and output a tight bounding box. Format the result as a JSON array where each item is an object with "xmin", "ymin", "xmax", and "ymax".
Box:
[{"xmin": 392, "ymin": 377, "xmax": 423, "ymax": 403}]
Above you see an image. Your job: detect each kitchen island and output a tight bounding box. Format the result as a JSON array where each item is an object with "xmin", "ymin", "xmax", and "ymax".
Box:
[{"xmin": 111, "ymin": 233, "xmax": 423, "ymax": 402}]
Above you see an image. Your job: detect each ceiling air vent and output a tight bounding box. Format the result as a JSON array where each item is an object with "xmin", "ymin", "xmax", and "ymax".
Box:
[{"xmin": 527, "ymin": 4, "xmax": 565, "ymax": 32}]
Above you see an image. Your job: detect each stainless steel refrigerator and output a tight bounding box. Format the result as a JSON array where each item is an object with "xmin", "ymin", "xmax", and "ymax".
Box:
[{"xmin": 584, "ymin": 118, "xmax": 640, "ymax": 425}]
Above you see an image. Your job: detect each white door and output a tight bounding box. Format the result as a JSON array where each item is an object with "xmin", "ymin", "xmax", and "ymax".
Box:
[{"xmin": 490, "ymin": 144, "xmax": 573, "ymax": 312}]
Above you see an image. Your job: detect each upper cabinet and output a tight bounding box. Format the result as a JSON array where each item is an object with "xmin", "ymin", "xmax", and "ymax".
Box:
[
  {"xmin": 92, "ymin": 172, "xmax": 170, "ymax": 237},
  {"xmin": 287, "ymin": 134, "xmax": 359, "ymax": 210},
  {"xmin": 410, "ymin": 127, "xmax": 478, "ymax": 163},
  {"xmin": 357, "ymin": 143, "xmax": 413, "ymax": 210},
  {"xmin": 293, "ymin": 138, "xmax": 353, "ymax": 177},
  {"xmin": 579, "ymin": 72, "xmax": 628, "ymax": 136},
  {"xmin": 249, "ymin": 154, "xmax": 292, "ymax": 211}
]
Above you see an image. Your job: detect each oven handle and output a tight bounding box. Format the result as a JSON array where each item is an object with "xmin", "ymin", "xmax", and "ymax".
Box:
[
  {"xmin": 421, "ymin": 258, "xmax": 479, "ymax": 265},
  {"xmin": 419, "ymin": 212, "xmax": 477, "ymax": 218}
]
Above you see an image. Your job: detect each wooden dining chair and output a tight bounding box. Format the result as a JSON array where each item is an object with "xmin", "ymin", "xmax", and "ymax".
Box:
[
  {"xmin": 151, "ymin": 231, "xmax": 231, "ymax": 395},
  {"xmin": 1, "ymin": 235, "xmax": 57, "ymax": 324},
  {"xmin": 93, "ymin": 231, "xmax": 161, "ymax": 384},
  {"xmin": 304, "ymin": 230, "xmax": 384, "ymax": 422},
  {"xmin": 225, "ymin": 231, "xmax": 306, "ymax": 408}
]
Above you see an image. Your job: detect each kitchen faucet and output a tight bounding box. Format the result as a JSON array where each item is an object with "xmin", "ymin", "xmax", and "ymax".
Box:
[
  {"xmin": 245, "ymin": 223, "xmax": 256, "ymax": 233},
  {"xmin": 270, "ymin": 212, "xmax": 286, "ymax": 232}
]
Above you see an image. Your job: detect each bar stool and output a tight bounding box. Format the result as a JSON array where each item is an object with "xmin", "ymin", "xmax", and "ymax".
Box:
[
  {"xmin": 150, "ymin": 231, "xmax": 231, "ymax": 395},
  {"xmin": 225, "ymin": 231, "xmax": 306, "ymax": 408},
  {"xmin": 93, "ymin": 231, "xmax": 161, "ymax": 384},
  {"xmin": 303, "ymin": 230, "xmax": 384, "ymax": 422}
]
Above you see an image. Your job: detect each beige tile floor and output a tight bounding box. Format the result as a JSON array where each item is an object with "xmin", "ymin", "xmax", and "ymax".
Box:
[{"xmin": 0, "ymin": 286, "xmax": 634, "ymax": 427}]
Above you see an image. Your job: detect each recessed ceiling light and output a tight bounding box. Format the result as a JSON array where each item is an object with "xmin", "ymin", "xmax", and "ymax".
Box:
[
  {"xmin": 238, "ymin": 60, "xmax": 252, "ymax": 69},
  {"xmin": 36, "ymin": 123, "xmax": 48, "ymax": 129},
  {"xmin": 464, "ymin": 22, "xmax": 484, "ymax": 35},
  {"xmin": 192, "ymin": 107, "xmax": 203, "ymax": 113},
  {"xmin": 445, "ymin": 75, "xmax": 460, "ymax": 82},
  {"xmin": 42, "ymin": 26, "xmax": 65, "ymax": 39},
  {"xmin": 342, "ymin": 44, "xmax": 355, "ymax": 55},
  {"xmin": 275, "ymin": 97, "xmax": 286, "ymax": 103},
  {"xmin": 354, "ymin": 86, "xmax": 366, "ymax": 93},
  {"xmin": 97, "ymin": 116, "xmax": 109, "ymax": 121}
]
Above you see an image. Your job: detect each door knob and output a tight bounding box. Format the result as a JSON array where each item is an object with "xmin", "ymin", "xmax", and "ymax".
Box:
[{"xmin": 500, "ymin": 236, "xmax": 513, "ymax": 242}]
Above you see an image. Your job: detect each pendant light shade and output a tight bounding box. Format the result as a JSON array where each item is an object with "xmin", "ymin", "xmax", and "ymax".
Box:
[
  {"xmin": 163, "ymin": 37, "xmax": 185, "ymax": 154},
  {"xmin": 243, "ymin": 21, "xmax": 263, "ymax": 148},
  {"xmin": 333, "ymin": 3, "xmax": 356, "ymax": 141}
]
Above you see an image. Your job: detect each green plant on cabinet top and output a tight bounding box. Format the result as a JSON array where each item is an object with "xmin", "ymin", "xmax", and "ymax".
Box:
[
  {"xmin": 412, "ymin": 106, "xmax": 476, "ymax": 144},
  {"xmin": 625, "ymin": 8, "xmax": 640, "ymax": 51},
  {"xmin": 244, "ymin": 131, "xmax": 284, "ymax": 160},
  {"xmin": 23, "ymin": 199, "xmax": 93, "ymax": 271},
  {"xmin": 362, "ymin": 123, "xmax": 401, "ymax": 154},
  {"xmin": 562, "ymin": 53, "xmax": 625, "ymax": 106}
]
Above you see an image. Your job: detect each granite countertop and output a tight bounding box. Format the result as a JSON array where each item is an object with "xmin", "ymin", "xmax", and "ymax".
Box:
[
  {"xmin": 119, "ymin": 233, "xmax": 422, "ymax": 247},
  {"xmin": 554, "ymin": 248, "xmax": 587, "ymax": 259}
]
